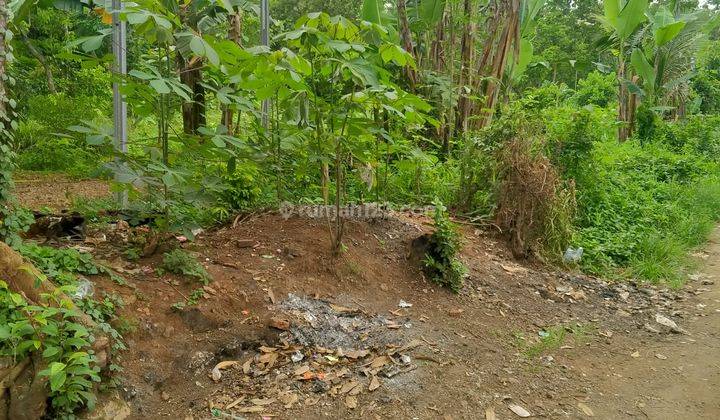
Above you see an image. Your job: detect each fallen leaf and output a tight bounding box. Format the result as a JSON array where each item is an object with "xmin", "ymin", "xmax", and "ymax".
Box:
[
  {"xmin": 508, "ymin": 403, "xmax": 531, "ymax": 417},
  {"xmin": 448, "ymin": 308, "xmax": 464, "ymax": 317},
  {"xmin": 236, "ymin": 406, "xmax": 265, "ymax": 413},
  {"xmin": 279, "ymin": 392, "xmax": 298, "ymax": 408},
  {"xmin": 242, "ymin": 359, "xmax": 252, "ymax": 374},
  {"xmin": 211, "ymin": 360, "xmax": 239, "ymax": 381},
  {"xmin": 655, "ymin": 353, "xmax": 668, "ymax": 360},
  {"xmin": 345, "ymin": 349, "xmax": 370, "ymax": 359},
  {"xmin": 267, "ymin": 288, "xmax": 276, "ymax": 304},
  {"xmin": 630, "ymin": 351, "xmax": 640, "ymax": 358},
  {"xmin": 485, "ymin": 406, "xmax": 497, "ymax": 420},
  {"xmin": 259, "ymin": 346, "xmax": 277, "ymax": 353},
  {"xmin": 226, "ymin": 397, "xmax": 244, "ymax": 409},
  {"xmin": 577, "ymin": 402, "xmax": 594, "ymax": 417},
  {"xmin": 368, "ymin": 376, "xmax": 380, "ymax": 391},
  {"xmin": 369, "ymin": 356, "xmax": 390, "ymax": 369},
  {"xmin": 250, "ymin": 398, "xmax": 275, "ymax": 406},
  {"xmin": 345, "ymin": 395, "xmax": 358, "ymax": 409},
  {"xmin": 294, "ymin": 365, "xmax": 310, "ymax": 376},
  {"xmin": 329, "ymin": 303, "xmax": 355, "ymax": 313},
  {"xmin": 340, "ymin": 381, "xmax": 360, "ymax": 394}
]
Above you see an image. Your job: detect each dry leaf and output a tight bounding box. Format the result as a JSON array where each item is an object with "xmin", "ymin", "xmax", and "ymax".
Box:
[
  {"xmin": 508, "ymin": 403, "xmax": 531, "ymax": 417},
  {"xmin": 369, "ymin": 356, "xmax": 390, "ymax": 369},
  {"xmin": 294, "ymin": 365, "xmax": 310, "ymax": 376},
  {"xmin": 242, "ymin": 359, "xmax": 252, "ymax": 374},
  {"xmin": 279, "ymin": 392, "xmax": 298, "ymax": 408},
  {"xmin": 340, "ymin": 381, "xmax": 360, "ymax": 394},
  {"xmin": 577, "ymin": 402, "xmax": 594, "ymax": 417},
  {"xmin": 368, "ymin": 376, "xmax": 380, "ymax": 391},
  {"xmin": 485, "ymin": 406, "xmax": 497, "ymax": 420},
  {"xmin": 211, "ymin": 360, "xmax": 239, "ymax": 381},
  {"xmin": 345, "ymin": 395, "xmax": 358, "ymax": 409},
  {"xmin": 267, "ymin": 288, "xmax": 276, "ymax": 304},
  {"xmin": 259, "ymin": 346, "xmax": 277, "ymax": 353},
  {"xmin": 250, "ymin": 398, "xmax": 275, "ymax": 406},
  {"xmin": 345, "ymin": 349, "xmax": 370, "ymax": 359},
  {"xmin": 226, "ymin": 397, "xmax": 244, "ymax": 410},
  {"xmin": 329, "ymin": 303, "xmax": 355, "ymax": 313},
  {"xmin": 236, "ymin": 406, "xmax": 265, "ymax": 413},
  {"xmin": 630, "ymin": 351, "xmax": 640, "ymax": 358}
]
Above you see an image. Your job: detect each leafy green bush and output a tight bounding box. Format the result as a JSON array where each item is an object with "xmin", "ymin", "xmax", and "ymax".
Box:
[
  {"xmin": 575, "ymin": 139, "xmax": 720, "ymax": 285},
  {"xmin": 423, "ymin": 201, "xmax": 466, "ymax": 292},
  {"xmin": 572, "ymin": 71, "xmax": 616, "ymax": 107},
  {"xmin": 18, "ymin": 243, "xmax": 100, "ymax": 280},
  {"xmin": 0, "ymin": 281, "xmax": 101, "ymax": 416},
  {"xmin": 159, "ymin": 249, "xmax": 212, "ymax": 285}
]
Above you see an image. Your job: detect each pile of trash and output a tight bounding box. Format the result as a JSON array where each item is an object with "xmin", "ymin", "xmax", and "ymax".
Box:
[{"xmin": 205, "ymin": 294, "xmax": 436, "ymax": 416}]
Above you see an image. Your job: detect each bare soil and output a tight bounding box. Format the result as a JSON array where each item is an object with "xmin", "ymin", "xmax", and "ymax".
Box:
[
  {"xmin": 14, "ymin": 172, "xmax": 110, "ymax": 211},
  {"xmin": 14, "ymin": 174, "xmax": 720, "ymax": 419}
]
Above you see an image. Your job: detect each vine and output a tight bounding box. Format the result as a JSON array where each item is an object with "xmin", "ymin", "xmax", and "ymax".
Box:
[{"xmin": 0, "ymin": 0, "xmax": 32, "ymax": 246}]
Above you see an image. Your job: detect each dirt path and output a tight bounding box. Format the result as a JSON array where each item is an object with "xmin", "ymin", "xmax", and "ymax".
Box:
[{"xmin": 580, "ymin": 232, "xmax": 720, "ymax": 419}]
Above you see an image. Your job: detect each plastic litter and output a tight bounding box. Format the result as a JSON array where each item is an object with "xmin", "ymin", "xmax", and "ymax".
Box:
[
  {"xmin": 563, "ymin": 247, "xmax": 584, "ymax": 263},
  {"xmin": 398, "ymin": 300, "xmax": 413, "ymax": 308},
  {"xmin": 72, "ymin": 279, "xmax": 94, "ymax": 299}
]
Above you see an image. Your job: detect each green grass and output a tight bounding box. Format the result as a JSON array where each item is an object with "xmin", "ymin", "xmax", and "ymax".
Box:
[{"xmin": 513, "ymin": 324, "xmax": 593, "ymax": 359}]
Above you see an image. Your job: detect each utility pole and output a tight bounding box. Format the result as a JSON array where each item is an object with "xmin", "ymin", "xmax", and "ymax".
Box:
[
  {"xmin": 112, "ymin": 0, "xmax": 128, "ymax": 207},
  {"xmin": 260, "ymin": 0, "xmax": 270, "ymax": 130}
]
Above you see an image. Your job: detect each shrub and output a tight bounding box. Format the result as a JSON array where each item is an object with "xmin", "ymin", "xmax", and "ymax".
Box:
[
  {"xmin": 495, "ymin": 138, "xmax": 575, "ymax": 259},
  {"xmin": 573, "ymin": 71, "xmax": 616, "ymax": 107},
  {"xmin": 0, "ymin": 282, "xmax": 102, "ymax": 417},
  {"xmin": 159, "ymin": 249, "xmax": 212, "ymax": 285},
  {"xmin": 423, "ymin": 200, "xmax": 466, "ymax": 292}
]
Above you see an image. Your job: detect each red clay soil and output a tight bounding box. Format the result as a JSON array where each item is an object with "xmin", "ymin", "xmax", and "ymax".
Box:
[{"xmin": 72, "ymin": 211, "xmax": 720, "ymax": 420}]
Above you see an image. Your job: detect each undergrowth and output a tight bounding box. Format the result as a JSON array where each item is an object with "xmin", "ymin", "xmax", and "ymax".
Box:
[
  {"xmin": 159, "ymin": 249, "xmax": 212, "ymax": 285},
  {"xmin": 423, "ymin": 201, "xmax": 466, "ymax": 292},
  {"xmin": 0, "ymin": 281, "xmax": 101, "ymax": 417}
]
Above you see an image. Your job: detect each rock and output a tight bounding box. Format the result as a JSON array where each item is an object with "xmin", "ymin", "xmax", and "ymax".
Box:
[
  {"xmin": 235, "ymin": 239, "xmax": 254, "ymax": 248},
  {"xmin": 87, "ymin": 392, "xmax": 132, "ymax": 420},
  {"xmin": 161, "ymin": 391, "xmax": 170, "ymax": 401},
  {"xmin": 655, "ymin": 313, "xmax": 687, "ymax": 334}
]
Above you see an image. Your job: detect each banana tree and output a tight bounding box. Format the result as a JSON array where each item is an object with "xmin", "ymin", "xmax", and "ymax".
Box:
[
  {"xmin": 630, "ymin": 6, "xmax": 715, "ymax": 120},
  {"xmin": 600, "ymin": 0, "xmax": 649, "ymax": 141}
]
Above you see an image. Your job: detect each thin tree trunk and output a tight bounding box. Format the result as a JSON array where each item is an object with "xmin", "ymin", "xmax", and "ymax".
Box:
[
  {"xmin": 455, "ymin": 0, "xmax": 475, "ymax": 133},
  {"xmin": 396, "ymin": 0, "xmax": 418, "ymax": 88},
  {"xmin": 21, "ymin": 33, "xmax": 57, "ymax": 94},
  {"xmin": 178, "ymin": 55, "xmax": 206, "ymax": 135},
  {"xmin": 221, "ymin": 12, "xmax": 243, "ymax": 132},
  {"xmin": 618, "ymin": 44, "xmax": 629, "ymax": 142}
]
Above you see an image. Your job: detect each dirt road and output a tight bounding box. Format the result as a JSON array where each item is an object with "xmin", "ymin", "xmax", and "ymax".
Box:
[{"xmin": 581, "ymin": 232, "xmax": 720, "ymax": 419}]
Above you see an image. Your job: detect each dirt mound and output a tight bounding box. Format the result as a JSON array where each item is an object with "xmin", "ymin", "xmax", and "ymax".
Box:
[{"xmin": 22, "ymin": 210, "xmax": 715, "ymax": 419}]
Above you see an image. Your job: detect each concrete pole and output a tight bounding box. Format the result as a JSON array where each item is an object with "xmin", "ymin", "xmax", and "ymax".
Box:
[
  {"xmin": 260, "ymin": 0, "xmax": 270, "ymax": 130},
  {"xmin": 112, "ymin": 0, "xmax": 128, "ymax": 207}
]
